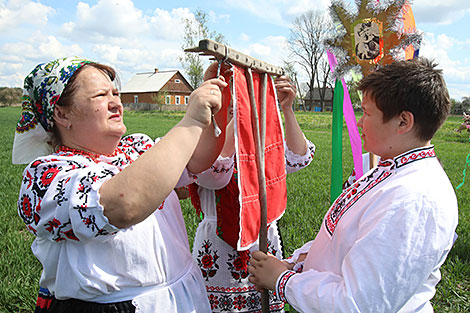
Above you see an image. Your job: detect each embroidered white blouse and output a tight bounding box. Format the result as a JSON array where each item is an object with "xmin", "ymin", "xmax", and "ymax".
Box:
[
  {"xmin": 17, "ymin": 134, "xmax": 210, "ymax": 312},
  {"xmin": 277, "ymin": 146, "xmax": 458, "ymax": 313},
  {"xmin": 190, "ymin": 139, "xmax": 315, "ymax": 312}
]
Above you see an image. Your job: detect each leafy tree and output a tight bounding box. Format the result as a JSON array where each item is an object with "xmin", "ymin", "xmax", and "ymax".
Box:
[
  {"xmin": 0, "ymin": 87, "xmax": 22, "ymax": 106},
  {"xmin": 463, "ymin": 97, "xmax": 470, "ymax": 113},
  {"xmin": 346, "ymin": 79, "xmax": 362, "ymax": 110},
  {"xmin": 180, "ymin": 9, "xmax": 226, "ymax": 88},
  {"xmin": 451, "ymin": 97, "xmax": 470, "ymax": 115},
  {"xmin": 151, "ymin": 88, "xmax": 169, "ymax": 112}
]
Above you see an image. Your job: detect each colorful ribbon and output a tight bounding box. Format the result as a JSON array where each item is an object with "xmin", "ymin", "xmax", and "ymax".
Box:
[
  {"xmin": 456, "ymin": 138, "xmax": 470, "ymax": 190},
  {"xmin": 331, "ymin": 79, "xmax": 344, "ymax": 201},
  {"xmin": 327, "ymin": 50, "xmax": 364, "ymax": 202}
]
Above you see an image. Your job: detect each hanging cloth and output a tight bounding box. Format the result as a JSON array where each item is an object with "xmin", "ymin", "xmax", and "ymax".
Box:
[
  {"xmin": 189, "ymin": 64, "xmax": 286, "ymax": 252},
  {"xmin": 233, "ymin": 65, "xmax": 286, "ymax": 251}
]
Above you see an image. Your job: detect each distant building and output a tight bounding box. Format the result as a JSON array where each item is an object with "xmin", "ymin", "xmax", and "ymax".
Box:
[
  {"xmin": 120, "ymin": 68, "xmax": 193, "ymax": 110},
  {"xmin": 301, "ymin": 87, "xmax": 334, "ymax": 112}
]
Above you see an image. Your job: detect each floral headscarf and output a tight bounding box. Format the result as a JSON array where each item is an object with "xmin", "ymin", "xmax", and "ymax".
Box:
[{"xmin": 12, "ymin": 57, "xmax": 92, "ymax": 164}]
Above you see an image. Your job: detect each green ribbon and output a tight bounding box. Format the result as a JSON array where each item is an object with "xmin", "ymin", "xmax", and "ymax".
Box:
[
  {"xmin": 331, "ymin": 79, "xmax": 344, "ymax": 203},
  {"xmin": 456, "ymin": 137, "xmax": 470, "ymax": 189}
]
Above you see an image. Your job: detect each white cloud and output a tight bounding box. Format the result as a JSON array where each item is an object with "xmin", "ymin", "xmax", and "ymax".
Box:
[
  {"xmin": 208, "ymin": 10, "xmax": 230, "ymax": 24},
  {"xmin": 284, "ymin": 0, "xmax": 330, "ymax": 17},
  {"xmin": 240, "ymin": 33, "xmax": 250, "ymax": 41},
  {"xmin": 0, "ymin": 72, "xmax": 23, "ymax": 87},
  {"xmin": 0, "ymin": 62, "xmax": 23, "ymax": 87},
  {"xmin": 51, "ymin": 2, "xmax": 196, "ymax": 86},
  {"xmin": 420, "ymin": 32, "xmax": 470, "ymax": 100},
  {"xmin": 148, "ymin": 7, "xmax": 192, "ymax": 41},
  {"xmin": 0, "ymin": 0, "xmax": 55, "ymax": 32},
  {"xmin": 221, "ymin": 0, "xmax": 321, "ymax": 27},
  {"xmin": 60, "ymin": 0, "xmax": 149, "ymax": 41},
  {"xmin": 413, "ymin": 0, "xmax": 470, "ymax": 25},
  {"xmin": 1, "ymin": 32, "xmax": 83, "ymax": 62},
  {"xmin": 241, "ymin": 35, "xmax": 289, "ymax": 67}
]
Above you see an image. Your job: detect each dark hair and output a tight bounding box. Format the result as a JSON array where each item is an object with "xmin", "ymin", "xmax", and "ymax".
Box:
[
  {"xmin": 357, "ymin": 57, "xmax": 450, "ymax": 141},
  {"xmin": 52, "ymin": 63, "xmax": 118, "ymax": 146}
]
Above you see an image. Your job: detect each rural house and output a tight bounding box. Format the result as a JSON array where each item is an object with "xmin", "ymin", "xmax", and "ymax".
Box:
[
  {"xmin": 120, "ymin": 69, "xmax": 193, "ymax": 110},
  {"xmin": 301, "ymin": 87, "xmax": 334, "ymax": 112}
]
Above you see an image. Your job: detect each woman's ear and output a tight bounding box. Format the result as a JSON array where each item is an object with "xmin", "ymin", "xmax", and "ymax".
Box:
[
  {"xmin": 53, "ymin": 105, "xmax": 71, "ymax": 129},
  {"xmin": 397, "ymin": 111, "xmax": 414, "ymax": 134}
]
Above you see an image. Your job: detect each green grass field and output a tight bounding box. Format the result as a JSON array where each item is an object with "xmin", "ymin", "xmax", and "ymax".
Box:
[{"xmin": 1, "ymin": 106, "xmax": 469, "ymax": 312}]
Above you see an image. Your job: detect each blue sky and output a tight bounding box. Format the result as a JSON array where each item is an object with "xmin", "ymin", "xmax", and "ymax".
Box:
[{"xmin": 1, "ymin": 0, "xmax": 469, "ymax": 100}]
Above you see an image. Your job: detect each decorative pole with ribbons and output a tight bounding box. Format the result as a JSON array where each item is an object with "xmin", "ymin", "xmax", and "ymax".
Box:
[{"xmin": 327, "ymin": 0, "xmax": 421, "ymax": 197}]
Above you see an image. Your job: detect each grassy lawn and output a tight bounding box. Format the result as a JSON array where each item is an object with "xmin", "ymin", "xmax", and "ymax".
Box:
[{"xmin": 1, "ymin": 106, "xmax": 468, "ymax": 312}]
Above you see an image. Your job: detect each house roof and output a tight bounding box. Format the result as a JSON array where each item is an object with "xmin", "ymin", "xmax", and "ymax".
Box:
[
  {"xmin": 121, "ymin": 70, "xmax": 179, "ymax": 93},
  {"xmin": 306, "ymin": 87, "xmax": 334, "ymax": 100}
]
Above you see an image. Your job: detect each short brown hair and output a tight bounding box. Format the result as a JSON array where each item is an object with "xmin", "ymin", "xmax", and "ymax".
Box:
[{"xmin": 357, "ymin": 57, "xmax": 450, "ymax": 141}]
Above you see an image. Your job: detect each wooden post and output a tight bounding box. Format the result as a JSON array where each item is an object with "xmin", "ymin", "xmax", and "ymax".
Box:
[{"xmin": 245, "ymin": 68, "xmax": 269, "ymax": 313}]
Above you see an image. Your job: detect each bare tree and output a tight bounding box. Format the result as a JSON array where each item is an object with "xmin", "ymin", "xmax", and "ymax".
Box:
[
  {"xmin": 282, "ymin": 61, "xmax": 305, "ymax": 111},
  {"xmin": 316, "ymin": 58, "xmax": 334, "ymax": 111},
  {"xmin": 288, "ymin": 10, "xmax": 334, "ymax": 111},
  {"xmin": 180, "ymin": 9, "xmax": 226, "ymax": 88}
]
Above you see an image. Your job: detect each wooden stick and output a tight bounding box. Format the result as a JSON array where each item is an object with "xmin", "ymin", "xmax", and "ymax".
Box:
[
  {"xmin": 185, "ymin": 39, "xmax": 284, "ymax": 76},
  {"xmin": 259, "ymin": 72, "xmax": 268, "ymax": 254},
  {"xmin": 245, "ymin": 68, "xmax": 269, "ymax": 313},
  {"xmin": 188, "ymin": 39, "xmax": 278, "ymax": 313}
]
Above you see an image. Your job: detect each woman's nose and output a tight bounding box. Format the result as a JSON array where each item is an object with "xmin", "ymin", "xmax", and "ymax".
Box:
[{"xmin": 109, "ymin": 96, "xmax": 123, "ymax": 110}]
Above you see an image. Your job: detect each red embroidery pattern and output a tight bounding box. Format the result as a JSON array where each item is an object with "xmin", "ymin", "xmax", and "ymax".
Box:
[
  {"xmin": 276, "ymin": 270, "xmax": 296, "ymax": 302},
  {"xmin": 396, "ymin": 147, "xmax": 435, "ymax": 168},
  {"xmin": 325, "ymin": 146, "xmax": 436, "ymax": 236},
  {"xmin": 18, "ymin": 135, "xmax": 154, "ymax": 242},
  {"xmin": 205, "ymin": 286, "xmax": 284, "ymax": 313},
  {"xmin": 325, "ymin": 169, "xmax": 392, "ymax": 236},
  {"xmin": 286, "ymin": 144, "xmax": 316, "ymax": 168},
  {"xmin": 197, "ymin": 240, "xmax": 220, "ymax": 281},
  {"xmin": 227, "ymin": 252, "xmax": 250, "ymax": 282},
  {"xmin": 207, "ymin": 286, "xmax": 256, "ymax": 292}
]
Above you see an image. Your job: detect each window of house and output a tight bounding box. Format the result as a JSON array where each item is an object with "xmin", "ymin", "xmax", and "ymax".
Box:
[
  {"xmin": 184, "ymin": 96, "xmax": 189, "ymax": 105},
  {"xmin": 165, "ymin": 95, "xmax": 171, "ymax": 104},
  {"xmin": 134, "ymin": 95, "xmax": 138, "ymax": 103},
  {"xmin": 175, "ymin": 96, "xmax": 180, "ymax": 105},
  {"xmin": 175, "ymin": 79, "xmax": 181, "ymax": 83}
]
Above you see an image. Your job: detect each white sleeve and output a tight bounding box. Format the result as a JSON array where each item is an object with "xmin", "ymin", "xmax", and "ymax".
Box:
[
  {"xmin": 18, "ymin": 157, "xmax": 121, "ymax": 243},
  {"xmin": 195, "ymin": 155, "xmax": 235, "ymax": 190},
  {"xmin": 277, "ymin": 198, "xmax": 454, "ymax": 313},
  {"xmin": 285, "ymin": 137, "xmax": 315, "ymax": 174}
]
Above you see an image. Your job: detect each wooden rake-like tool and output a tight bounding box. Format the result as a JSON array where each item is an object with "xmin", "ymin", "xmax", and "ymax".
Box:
[{"xmin": 186, "ymin": 39, "xmax": 284, "ymax": 313}]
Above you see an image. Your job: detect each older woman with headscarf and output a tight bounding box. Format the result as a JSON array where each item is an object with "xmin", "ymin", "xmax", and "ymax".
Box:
[{"xmin": 13, "ymin": 57, "xmax": 227, "ymax": 313}]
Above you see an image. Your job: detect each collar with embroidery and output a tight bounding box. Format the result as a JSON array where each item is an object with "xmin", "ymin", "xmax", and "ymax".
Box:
[
  {"xmin": 377, "ymin": 146, "xmax": 436, "ymax": 170},
  {"xmin": 56, "ymin": 145, "xmax": 120, "ymax": 162}
]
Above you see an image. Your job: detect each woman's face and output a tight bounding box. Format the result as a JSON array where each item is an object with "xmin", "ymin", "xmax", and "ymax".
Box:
[{"xmin": 65, "ymin": 66, "xmax": 126, "ymax": 154}]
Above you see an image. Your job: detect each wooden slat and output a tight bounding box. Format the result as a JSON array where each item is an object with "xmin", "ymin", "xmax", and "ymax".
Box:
[{"xmin": 185, "ymin": 39, "xmax": 284, "ymax": 76}]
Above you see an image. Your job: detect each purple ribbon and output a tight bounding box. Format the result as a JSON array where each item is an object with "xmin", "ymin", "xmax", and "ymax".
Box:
[{"xmin": 327, "ymin": 50, "xmax": 364, "ymax": 179}]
